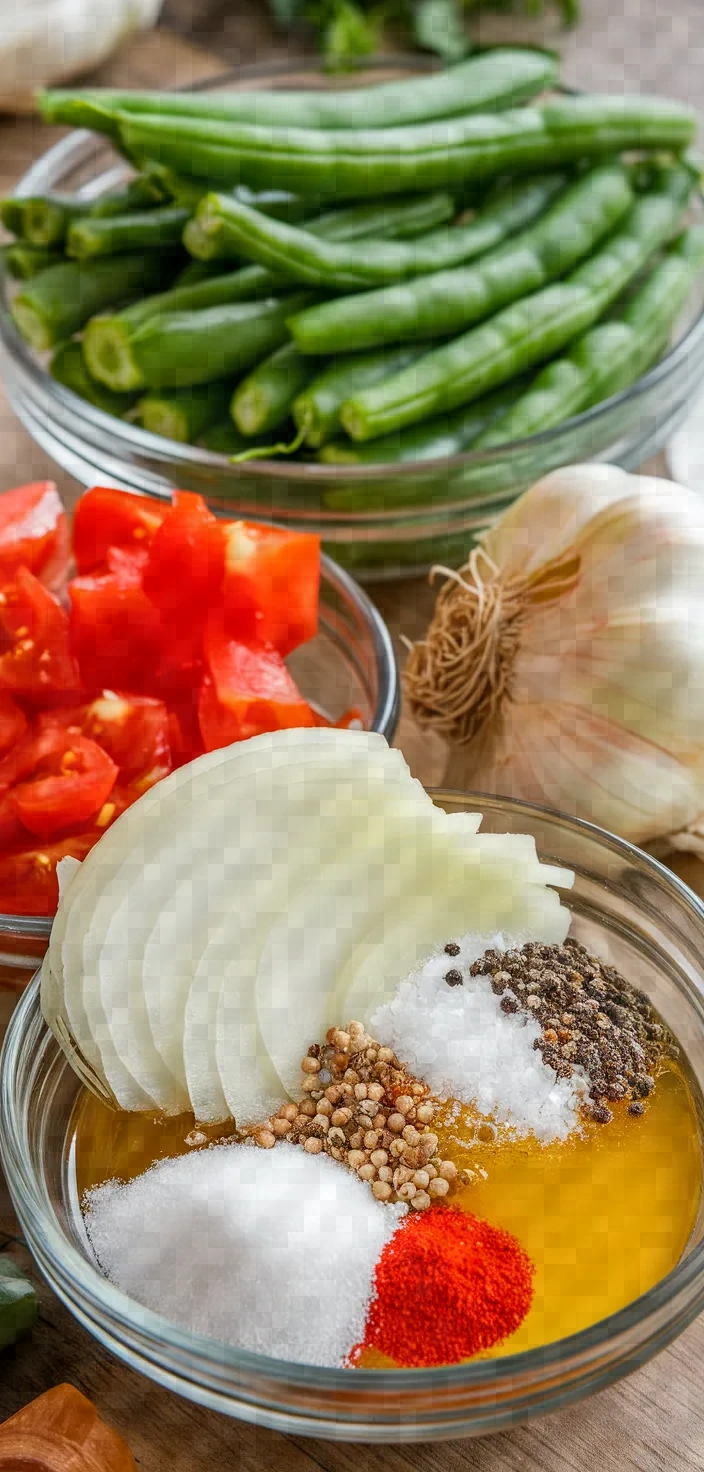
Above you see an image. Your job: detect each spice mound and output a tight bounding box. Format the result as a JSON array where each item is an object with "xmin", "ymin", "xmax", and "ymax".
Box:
[
  {"xmin": 248, "ymin": 1018, "xmax": 461, "ymax": 1211},
  {"xmin": 371, "ymin": 932, "xmax": 588, "ymax": 1141},
  {"xmin": 469, "ymin": 938, "xmax": 668, "ymax": 1124},
  {"xmin": 83, "ymin": 1141, "xmax": 401, "ymax": 1367},
  {"xmin": 361, "ymin": 1206, "xmax": 535, "ymax": 1368}
]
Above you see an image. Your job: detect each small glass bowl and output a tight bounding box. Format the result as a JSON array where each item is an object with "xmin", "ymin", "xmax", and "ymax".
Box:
[
  {"xmin": 0, "ymin": 551, "xmax": 399, "ymax": 998},
  {"xmin": 2, "ymin": 792, "xmax": 704, "ymax": 1441},
  {"xmin": 1, "ymin": 60, "xmax": 703, "ymax": 582}
]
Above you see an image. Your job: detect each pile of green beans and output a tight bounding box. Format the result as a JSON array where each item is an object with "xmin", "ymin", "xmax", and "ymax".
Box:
[{"xmin": 0, "ymin": 49, "xmax": 699, "ymax": 478}]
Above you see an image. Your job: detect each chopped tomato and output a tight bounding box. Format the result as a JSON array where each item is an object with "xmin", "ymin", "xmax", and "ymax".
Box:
[
  {"xmin": 0, "ymin": 692, "xmax": 27, "ymax": 753},
  {"xmin": 199, "ymin": 619, "xmax": 316, "ymax": 750},
  {"xmin": 11, "ymin": 732, "xmax": 118, "ymax": 840},
  {"xmin": 222, "ymin": 521, "xmax": 320, "ymax": 657},
  {"xmin": 73, "ymin": 486, "xmax": 167, "ymax": 573},
  {"xmin": 81, "ymin": 691, "xmax": 172, "ymax": 787},
  {"xmin": 68, "ymin": 552, "xmax": 162, "ymax": 694},
  {"xmin": 0, "ymin": 481, "xmax": 70, "ymax": 591},
  {"xmin": 143, "ymin": 490, "xmax": 224, "ymax": 661},
  {"xmin": 0, "ymin": 833, "xmax": 96, "ymax": 915},
  {"xmin": 0, "ymin": 567, "xmax": 81, "ymax": 703},
  {"xmin": 0, "ymin": 725, "xmax": 73, "ymax": 798},
  {"xmin": 313, "ymin": 705, "xmax": 365, "ymax": 730}
]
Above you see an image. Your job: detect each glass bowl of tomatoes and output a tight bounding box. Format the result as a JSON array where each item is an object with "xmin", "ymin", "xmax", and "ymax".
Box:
[{"xmin": 0, "ymin": 480, "xmax": 399, "ymax": 1005}]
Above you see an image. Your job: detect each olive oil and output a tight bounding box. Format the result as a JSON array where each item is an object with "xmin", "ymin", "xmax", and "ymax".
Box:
[{"xmin": 72, "ymin": 1055, "xmax": 702, "ymax": 1360}]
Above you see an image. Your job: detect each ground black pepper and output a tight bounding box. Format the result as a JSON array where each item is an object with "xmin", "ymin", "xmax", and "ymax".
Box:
[{"xmin": 470, "ymin": 938, "xmax": 669, "ymax": 1122}]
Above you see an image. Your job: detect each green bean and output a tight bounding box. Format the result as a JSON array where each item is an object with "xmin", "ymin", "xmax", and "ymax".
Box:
[
  {"xmin": 232, "ymin": 344, "xmax": 319, "ymax": 436},
  {"xmin": 201, "ymin": 418, "xmax": 268, "ymax": 454},
  {"xmin": 49, "ymin": 342, "xmax": 138, "ymax": 417},
  {"xmin": 84, "ymin": 194, "xmax": 456, "ymax": 380},
  {"xmin": 86, "ymin": 173, "xmax": 169, "ymax": 215},
  {"xmin": 474, "ymin": 224, "xmax": 704, "ymax": 449},
  {"xmin": 173, "ymin": 259, "xmax": 226, "ymax": 287},
  {"xmin": 1, "ymin": 194, "xmax": 92, "ymax": 247},
  {"xmin": 293, "ymin": 346, "xmax": 437, "ymax": 448},
  {"xmin": 145, "ymin": 164, "xmax": 318, "ymax": 222},
  {"xmin": 185, "ymin": 174, "xmax": 567, "ymax": 289},
  {"xmin": 0, "ymin": 176, "xmax": 165, "ymax": 245},
  {"xmin": 11, "ymin": 253, "xmax": 173, "ymax": 352},
  {"xmin": 183, "ymin": 189, "xmax": 457, "ymax": 260},
  {"xmin": 1, "ymin": 244, "xmax": 62, "ymax": 280},
  {"xmin": 138, "ymin": 379, "xmax": 235, "ymax": 442},
  {"xmin": 289, "ymin": 162, "xmax": 635, "ymax": 354},
  {"xmin": 340, "ymin": 165, "xmax": 694, "ymax": 441},
  {"xmin": 66, "ymin": 206, "xmax": 191, "ymax": 260},
  {"xmin": 38, "ymin": 50, "xmax": 560, "ymax": 133},
  {"xmin": 319, "ymin": 383, "xmax": 525, "ymax": 468},
  {"xmin": 84, "ymin": 293, "xmax": 309, "ymax": 393},
  {"xmin": 115, "ymin": 94, "xmax": 696, "ymax": 200}
]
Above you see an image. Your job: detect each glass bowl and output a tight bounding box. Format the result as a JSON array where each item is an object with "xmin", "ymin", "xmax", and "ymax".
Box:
[
  {"xmin": 1, "ymin": 61, "xmax": 703, "ymax": 582},
  {"xmin": 0, "ymin": 549, "xmax": 399, "ymax": 1000},
  {"xmin": 2, "ymin": 792, "xmax": 704, "ymax": 1441}
]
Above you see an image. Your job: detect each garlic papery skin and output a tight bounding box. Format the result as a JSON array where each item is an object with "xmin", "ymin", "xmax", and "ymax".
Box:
[
  {"xmin": 404, "ymin": 464, "xmax": 704, "ymax": 848},
  {"xmin": 1, "ymin": 0, "xmax": 162, "ymax": 112}
]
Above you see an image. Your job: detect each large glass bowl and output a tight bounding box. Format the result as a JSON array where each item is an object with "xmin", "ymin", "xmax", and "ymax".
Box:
[
  {"xmin": 1, "ymin": 62, "xmax": 703, "ymax": 581},
  {"xmin": 0, "ymin": 549, "xmax": 399, "ymax": 1003},
  {"xmin": 1, "ymin": 792, "xmax": 704, "ymax": 1441}
]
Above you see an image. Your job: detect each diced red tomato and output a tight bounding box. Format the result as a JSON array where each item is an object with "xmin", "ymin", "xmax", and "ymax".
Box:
[
  {"xmin": 0, "ymin": 725, "xmax": 74, "ymax": 798},
  {"xmin": 10, "ymin": 732, "xmax": 118, "ymax": 840},
  {"xmin": 0, "ymin": 833, "xmax": 96, "ymax": 916},
  {"xmin": 81, "ymin": 692, "xmax": 172, "ymax": 787},
  {"xmin": 68, "ymin": 552, "xmax": 162, "ymax": 694},
  {"xmin": 143, "ymin": 490, "xmax": 224, "ymax": 618},
  {"xmin": 313, "ymin": 705, "xmax": 365, "ymax": 730},
  {"xmin": 0, "ymin": 692, "xmax": 27, "ymax": 754},
  {"xmin": 0, "ymin": 567, "xmax": 81, "ymax": 703},
  {"xmin": 222, "ymin": 521, "xmax": 320, "ymax": 657},
  {"xmin": 199, "ymin": 618, "xmax": 316, "ymax": 750},
  {"xmin": 73, "ymin": 486, "xmax": 167, "ymax": 573},
  {"xmin": 0, "ymin": 481, "xmax": 70, "ymax": 591}
]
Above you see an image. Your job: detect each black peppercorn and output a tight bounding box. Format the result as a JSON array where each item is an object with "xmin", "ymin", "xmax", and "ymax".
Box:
[
  {"xmin": 445, "ymin": 969, "xmax": 463, "ymax": 987},
  {"xmin": 444, "ymin": 942, "xmax": 460, "ymax": 956}
]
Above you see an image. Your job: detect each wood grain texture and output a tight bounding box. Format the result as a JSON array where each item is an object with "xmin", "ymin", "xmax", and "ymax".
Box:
[{"xmin": 1, "ymin": 5, "xmax": 704, "ymax": 1466}]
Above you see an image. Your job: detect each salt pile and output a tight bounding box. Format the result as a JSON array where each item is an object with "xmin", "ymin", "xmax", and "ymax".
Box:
[
  {"xmin": 84, "ymin": 1142, "xmax": 402, "ymax": 1366},
  {"xmin": 370, "ymin": 933, "xmax": 588, "ymax": 1142}
]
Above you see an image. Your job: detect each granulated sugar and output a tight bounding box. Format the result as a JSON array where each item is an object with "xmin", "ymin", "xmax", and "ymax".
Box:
[
  {"xmin": 370, "ymin": 934, "xmax": 588, "ymax": 1142},
  {"xmin": 83, "ymin": 1141, "xmax": 402, "ymax": 1366}
]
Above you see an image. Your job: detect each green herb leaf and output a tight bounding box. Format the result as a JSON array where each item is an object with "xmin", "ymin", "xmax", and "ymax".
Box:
[
  {"xmin": 323, "ymin": 0, "xmax": 381, "ymax": 68},
  {"xmin": 0, "ymin": 1256, "xmax": 39, "ymax": 1350},
  {"xmin": 413, "ymin": 0, "xmax": 470, "ymax": 60}
]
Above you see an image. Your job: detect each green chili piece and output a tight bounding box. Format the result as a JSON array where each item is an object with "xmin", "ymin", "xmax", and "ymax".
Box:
[
  {"xmin": 289, "ymin": 162, "xmax": 635, "ymax": 354},
  {"xmin": 340, "ymin": 165, "xmax": 695, "ymax": 441},
  {"xmin": 11, "ymin": 253, "xmax": 173, "ymax": 352},
  {"xmin": 38, "ymin": 50, "xmax": 560, "ymax": 132},
  {"xmin": 186, "ymin": 174, "xmax": 567, "ymax": 287},
  {"xmin": 50, "ymin": 342, "xmax": 138, "ymax": 417},
  {"xmin": 475, "ymin": 224, "xmax": 704, "ymax": 448},
  {"xmin": 115, "ymin": 94, "xmax": 695, "ymax": 199}
]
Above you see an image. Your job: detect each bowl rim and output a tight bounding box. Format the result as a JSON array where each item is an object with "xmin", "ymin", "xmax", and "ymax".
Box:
[
  {"xmin": 0, "ymin": 548, "xmax": 399, "ymax": 938},
  {"xmin": 3, "ymin": 787, "xmax": 704, "ymax": 1413},
  {"xmin": 2, "ymin": 58, "xmax": 704, "ymax": 516}
]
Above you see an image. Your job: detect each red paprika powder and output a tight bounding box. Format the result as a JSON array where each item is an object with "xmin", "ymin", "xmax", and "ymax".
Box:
[{"xmin": 362, "ymin": 1205, "xmax": 534, "ymax": 1368}]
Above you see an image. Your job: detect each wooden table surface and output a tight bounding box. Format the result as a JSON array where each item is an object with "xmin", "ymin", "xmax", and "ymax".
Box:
[{"xmin": 2, "ymin": 4, "xmax": 704, "ymax": 1466}]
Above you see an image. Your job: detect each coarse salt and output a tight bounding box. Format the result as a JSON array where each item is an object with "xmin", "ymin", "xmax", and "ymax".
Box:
[
  {"xmin": 370, "ymin": 933, "xmax": 588, "ymax": 1142},
  {"xmin": 83, "ymin": 1141, "xmax": 402, "ymax": 1367}
]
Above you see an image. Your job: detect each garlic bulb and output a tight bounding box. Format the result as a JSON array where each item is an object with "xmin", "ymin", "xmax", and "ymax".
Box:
[
  {"xmin": 404, "ymin": 464, "xmax": 704, "ymax": 849},
  {"xmin": 0, "ymin": 0, "xmax": 162, "ymax": 112}
]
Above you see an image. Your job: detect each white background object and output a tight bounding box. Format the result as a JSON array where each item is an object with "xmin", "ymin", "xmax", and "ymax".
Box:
[{"xmin": 0, "ymin": 0, "xmax": 163, "ymax": 112}]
